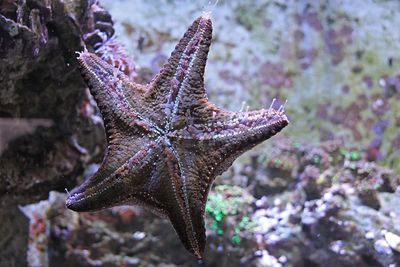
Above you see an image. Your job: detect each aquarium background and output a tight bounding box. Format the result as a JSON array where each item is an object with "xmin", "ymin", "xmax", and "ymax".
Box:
[{"xmin": 1, "ymin": 0, "xmax": 400, "ymax": 266}]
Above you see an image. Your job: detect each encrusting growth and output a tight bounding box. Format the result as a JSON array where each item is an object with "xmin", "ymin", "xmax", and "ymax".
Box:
[{"xmin": 66, "ymin": 13, "xmax": 289, "ymax": 259}]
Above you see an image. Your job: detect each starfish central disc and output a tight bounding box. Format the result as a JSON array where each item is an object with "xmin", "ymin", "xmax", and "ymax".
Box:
[{"xmin": 66, "ymin": 14, "xmax": 289, "ymax": 259}]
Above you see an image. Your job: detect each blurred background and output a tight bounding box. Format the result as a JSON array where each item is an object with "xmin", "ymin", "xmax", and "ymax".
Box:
[
  {"xmin": 102, "ymin": 0, "xmax": 400, "ymax": 170},
  {"xmin": 1, "ymin": 0, "xmax": 400, "ymax": 266}
]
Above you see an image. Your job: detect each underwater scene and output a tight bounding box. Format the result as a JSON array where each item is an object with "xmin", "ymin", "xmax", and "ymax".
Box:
[{"xmin": 1, "ymin": 0, "xmax": 400, "ymax": 266}]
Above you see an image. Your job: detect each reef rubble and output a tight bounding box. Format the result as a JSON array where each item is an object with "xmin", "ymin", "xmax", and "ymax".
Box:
[{"xmin": 22, "ymin": 138, "xmax": 400, "ymax": 267}]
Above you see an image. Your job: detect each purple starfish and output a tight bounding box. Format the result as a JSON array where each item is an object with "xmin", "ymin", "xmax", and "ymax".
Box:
[{"xmin": 66, "ymin": 13, "xmax": 289, "ymax": 259}]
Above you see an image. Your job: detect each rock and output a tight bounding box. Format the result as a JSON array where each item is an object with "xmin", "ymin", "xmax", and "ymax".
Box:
[
  {"xmin": 385, "ymin": 232, "xmax": 400, "ymax": 253},
  {"xmin": 0, "ymin": 1, "xmax": 123, "ymax": 265},
  {"xmin": 374, "ymin": 239, "xmax": 392, "ymax": 255}
]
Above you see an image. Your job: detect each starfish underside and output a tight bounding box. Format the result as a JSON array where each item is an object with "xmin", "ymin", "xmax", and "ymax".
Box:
[{"xmin": 66, "ymin": 14, "xmax": 289, "ymax": 259}]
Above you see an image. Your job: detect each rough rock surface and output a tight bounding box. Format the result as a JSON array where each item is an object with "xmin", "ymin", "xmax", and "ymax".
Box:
[
  {"xmin": 21, "ymin": 138, "xmax": 400, "ymax": 267},
  {"xmin": 0, "ymin": 1, "xmax": 119, "ymax": 265}
]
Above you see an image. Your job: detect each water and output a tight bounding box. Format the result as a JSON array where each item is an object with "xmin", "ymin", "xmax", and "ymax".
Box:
[{"xmin": 1, "ymin": 0, "xmax": 399, "ymax": 266}]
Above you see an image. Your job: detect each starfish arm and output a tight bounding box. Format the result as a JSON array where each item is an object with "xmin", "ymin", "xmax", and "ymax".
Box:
[
  {"xmin": 129, "ymin": 140, "xmax": 206, "ymax": 259},
  {"xmin": 144, "ymin": 14, "xmax": 212, "ymax": 128},
  {"xmin": 166, "ymin": 109, "xmax": 288, "ymax": 257},
  {"xmin": 166, "ymin": 144, "xmax": 213, "ymax": 258},
  {"xmin": 78, "ymin": 51, "xmax": 162, "ymax": 135},
  {"xmin": 165, "ymin": 144, "xmax": 206, "ymax": 260},
  {"xmin": 170, "ymin": 108, "xmax": 289, "ymax": 202},
  {"xmin": 171, "ymin": 107, "xmax": 289, "ymax": 146},
  {"xmin": 66, "ymin": 138, "xmax": 161, "ymax": 211},
  {"xmin": 168, "ymin": 201, "xmax": 206, "ymax": 260},
  {"xmin": 96, "ymin": 134, "xmax": 155, "ymax": 182}
]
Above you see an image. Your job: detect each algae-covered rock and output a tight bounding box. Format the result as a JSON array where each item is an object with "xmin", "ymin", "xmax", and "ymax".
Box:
[
  {"xmin": 0, "ymin": 1, "xmax": 124, "ymax": 265},
  {"xmin": 18, "ymin": 138, "xmax": 399, "ymax": 266},
  {"xmin": 103, "ymin": 0, "xmax": 400, "ymax": 174}
]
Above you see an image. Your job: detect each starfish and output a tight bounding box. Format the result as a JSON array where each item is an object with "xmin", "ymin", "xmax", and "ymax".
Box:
[{"xmin": 66, "ymin": 13, "xmax": 289, "ymax": 259}]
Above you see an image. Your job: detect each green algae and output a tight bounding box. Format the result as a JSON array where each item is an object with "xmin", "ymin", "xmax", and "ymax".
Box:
[{"xmin": 205, "ymin": 185, "xmax": 254, "ymax": 245}]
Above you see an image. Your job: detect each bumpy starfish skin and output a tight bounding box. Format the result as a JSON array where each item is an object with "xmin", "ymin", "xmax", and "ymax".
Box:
[{"xmin": 66, "ymin": 14, "xmax": 289, "ymax": 259}]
